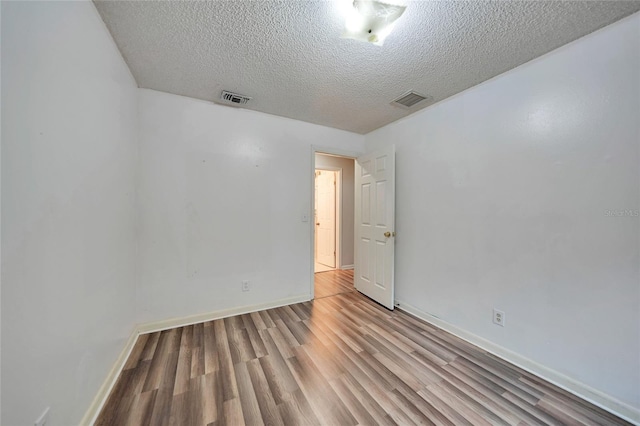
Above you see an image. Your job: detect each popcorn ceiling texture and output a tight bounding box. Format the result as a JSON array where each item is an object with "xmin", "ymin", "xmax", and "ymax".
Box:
[{"xmin": 94, "ymin": 1, "xmax": 640, "ymax": 134}]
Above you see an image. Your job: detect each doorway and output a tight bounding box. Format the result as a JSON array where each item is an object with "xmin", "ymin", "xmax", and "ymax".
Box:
[
  {"xmin": 310, "ymin": 147, "xmax": 396, "ymax": 308},
  {"xmin": 313, "ymin": 152, "xmax": 356, "ymax": 299}
]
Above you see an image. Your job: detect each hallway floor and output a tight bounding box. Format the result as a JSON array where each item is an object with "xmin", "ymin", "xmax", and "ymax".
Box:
[{"xmin": 314, "ymin": 269, "xmax": 354, "ymax": 299}]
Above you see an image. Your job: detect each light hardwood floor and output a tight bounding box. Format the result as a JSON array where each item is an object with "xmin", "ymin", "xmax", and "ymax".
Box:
[
  {"xmin": 314, "ymin": 269, "xmax": 354, "ymax": 299},
  {"xmin": 314, "ymin": 262, "xmax": 334, "ymax": 273},
  {"xmin": 96, "ymin": 287, "xmax": 630, "ymax": 425}
]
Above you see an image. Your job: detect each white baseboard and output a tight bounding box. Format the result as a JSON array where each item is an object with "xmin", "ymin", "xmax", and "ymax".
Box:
[
  {"xmin": 137, "ymin": 294, "xmax": 311, "ymax": 334},
  {"xmin": 395, "ymin": 299, "xmax": 640, "ymax": 425},
  {"xmin": 340, "ymin": 264, "xmax": 354, "ymax": 270},
  {"xmin": 81, "ymin": 294, "xmax": 311, "ymax": 424},
  {"xmin": 80, "ymin": 327, "xmax": 139, "ymax": 426}
]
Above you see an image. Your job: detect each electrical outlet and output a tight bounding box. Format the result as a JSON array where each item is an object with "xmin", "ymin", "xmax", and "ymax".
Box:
[
  {"xmin": 35, "ymin": 407, "xmax": 50, "ymax": 426},
  {"xmin": 242, "ymin": 280, "xmax": 250, "ymax": 292},
  {"xmin": 493, "ymin": 309, "xmax": 505, "ymax": 327}
]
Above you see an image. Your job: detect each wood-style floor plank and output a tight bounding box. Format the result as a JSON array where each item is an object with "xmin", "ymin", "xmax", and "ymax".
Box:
[
  {"xmin": 314, "ymin": 269, "xmax": 354, "ymax": 299},
  {"xmin": 97, "ymin": 272, "xmax": 631, "ymax": 426}
]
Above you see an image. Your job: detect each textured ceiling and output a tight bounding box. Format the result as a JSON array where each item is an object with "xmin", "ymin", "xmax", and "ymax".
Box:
[{"xmin": 94, "ymin": 1, "xmax": 640, "ymax": 134}]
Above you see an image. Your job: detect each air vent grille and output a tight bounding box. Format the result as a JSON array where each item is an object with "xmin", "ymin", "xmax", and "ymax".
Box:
[
  {"xmin": 220, "ymin": 90, "xmax": 252, "ymax": 105},
  {"xmin": 391, "ymin": 91, "xmax": 431, "ymax": 108}
]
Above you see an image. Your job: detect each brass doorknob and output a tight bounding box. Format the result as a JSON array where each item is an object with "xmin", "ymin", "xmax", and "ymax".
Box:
[{"xmin": 384, "ymin": 231, "xmax": 391, "ymax": 237}]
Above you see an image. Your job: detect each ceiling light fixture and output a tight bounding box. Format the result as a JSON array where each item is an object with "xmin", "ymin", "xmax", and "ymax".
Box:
[{"xmin": 342, "ymin": 0, "xmax": 406, "ymax": 46}]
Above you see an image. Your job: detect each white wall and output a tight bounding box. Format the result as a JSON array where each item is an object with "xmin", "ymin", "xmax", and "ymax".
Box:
[
  {"xmin": 366, "ymin": 13, "xmax": 640, "ymax": 413},
  {"xmin": 137, "ymin": 89, "xmax": 364, "ymax": 324},
  {"xmin": 1, "ymin": 2, "xmax": 138, "ymax": 425},
  {"xmin": 315, "ymin": 154, "xmax": 355, "ymax": 267},
  {"xmin": 0, "ymin": 2, "xmax": 3, "ymax": 422}
]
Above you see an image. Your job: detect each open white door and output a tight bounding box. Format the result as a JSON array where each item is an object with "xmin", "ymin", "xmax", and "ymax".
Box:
[
  {"xmin": 316, "ymin": 170, "xmax": 336, "ymax": 268},
  {"xmin": 354, "ymin": 146, "xmax": 395, "ymax": 310}
]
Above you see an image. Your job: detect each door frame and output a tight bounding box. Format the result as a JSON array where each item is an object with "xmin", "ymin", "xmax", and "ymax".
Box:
[
  {"xmin": 315, "ymin": 167, "xmax": 342, "ymax": 271},
  {"xmin": 310, "ymin": 145, "xmax": 361, "ymax": 300}
]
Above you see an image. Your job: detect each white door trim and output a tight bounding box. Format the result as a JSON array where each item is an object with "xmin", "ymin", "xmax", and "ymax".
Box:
[{"xmin": 310, "ymin": 145, "xmax": 362, "ymax": 300}]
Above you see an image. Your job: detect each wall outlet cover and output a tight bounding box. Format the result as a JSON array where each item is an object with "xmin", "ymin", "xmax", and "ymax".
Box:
[{"xmin": 493, "ymin": 308, "xmax": 505, "ymax": 327}]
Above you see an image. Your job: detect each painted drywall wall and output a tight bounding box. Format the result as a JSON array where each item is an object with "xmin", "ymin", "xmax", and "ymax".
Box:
[
  {"xmin": 315, "ymin": 154, "xmax": 355, "ymax": 268},
  {"xmin": 1, "ymin": 2, "xmax": 138, "ymax": 425},
  {"xmin": 366, "ymin": 13, "xmax": 640, "ymax": 411},
  {"xmin": 0, "ymin": 3, "xmax": 3, "ymax": 422},
  {"xmin": 137, "ymin": 89, "xmax": 364, "ymax": 324}
]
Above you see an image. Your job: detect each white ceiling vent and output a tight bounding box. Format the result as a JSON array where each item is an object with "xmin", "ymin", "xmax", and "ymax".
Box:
[
  {"xmin": 220, "ymin": 90, "xmax": 252, "ymax": 106},
  {"xmin": 391, "ymin": 91, "xmax": 431, "ymax": 109}
]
